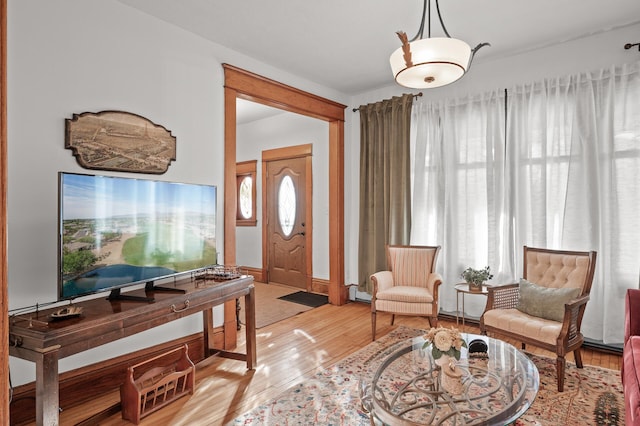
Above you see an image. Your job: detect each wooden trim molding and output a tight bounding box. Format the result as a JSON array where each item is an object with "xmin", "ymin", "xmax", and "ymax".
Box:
[
  {"xmin": 311, "ymin": 278, "xmax": 331, "ymax": 295},
  {"xmin": 1, "ymin": 0, "xmax": 8, "ymax": 423},
  {"xmin": 328, "ymin": 121, "xmax": 346, "ymax": 305},
  {"xmin": 224, "ymin": 64, "xmax": 348, "ymax": 305},
  {"xmin": 304, "ymin": 155, "xmax": 313, "ymax": 292},
  {"xmin": 236, "ymin": 160, "xmax": 257, "ymax": 174},
  {"xmin": 262, "ymin": 143, "xmax": 312, "ymax": 162},
  {"xmin": 241, "ymin": 266, "xmax": 266, "ymax": 283},
  {"xmin": 240, "ymin": 268, "xmax": 328, "ymax": 295},
  {"xmin": 223, "ymin": 86, "xmax": 239, "ymax": 348},
  {"xmin": 236, "ymin": 160, "xmax": 257, "ymax": 226},
  {"xmin": 223, "ymin": 64, "xmax": 345, "ymax": 122}
]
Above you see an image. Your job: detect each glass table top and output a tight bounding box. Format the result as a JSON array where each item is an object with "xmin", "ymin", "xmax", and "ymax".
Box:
[{"xmin": 361, "ymin": 333, "xmax": 539, "ymax": 426}]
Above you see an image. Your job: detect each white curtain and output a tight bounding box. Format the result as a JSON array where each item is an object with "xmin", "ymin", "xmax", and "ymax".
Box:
[
  {"xmin": 411, "ymin": 90, "xmax": 507, "ymax": 317},
  {"xmin": 411, "ymin": 62, "xmax": 640, "ymax": 343},
  {"xmin": 507, "ymin": 62, "xmax": 640, "ymax": 344}
]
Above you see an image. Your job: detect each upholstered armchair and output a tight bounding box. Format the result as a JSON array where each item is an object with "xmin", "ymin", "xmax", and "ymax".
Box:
[
  {"xmin": 480, "ymin": 246, "xmax": 597, "ymax": 392},
  {"xmin": 370, "ymin": 245, "xmax": 442, "ymax": 341}
]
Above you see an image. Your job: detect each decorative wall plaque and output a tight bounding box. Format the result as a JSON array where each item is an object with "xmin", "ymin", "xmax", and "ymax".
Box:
[{"xmin": 65, "ymin": 111, "xmax": 176, "ymax": 174}]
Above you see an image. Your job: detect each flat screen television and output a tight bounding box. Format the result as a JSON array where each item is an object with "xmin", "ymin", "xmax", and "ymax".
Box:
[{"xmin": 58, "ymin": 172, "xmax": 217, "ymax": 301}]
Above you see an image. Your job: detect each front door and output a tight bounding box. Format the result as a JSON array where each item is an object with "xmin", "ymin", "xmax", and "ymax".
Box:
[{"xmin": 266, "ymin": 156, "xmax": 309, "ymax": 289}]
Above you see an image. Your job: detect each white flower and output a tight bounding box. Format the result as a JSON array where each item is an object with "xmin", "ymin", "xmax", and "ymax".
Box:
[
  {"xmin": 453, "ymin": 338, "xmax": 462, "ymax": 351},
  {"xmin": 423, "ymin": 326, "xmax": 467, "ymax": 360},
  {"xmin": 433, "ymin": 330, "xmax": 453, "ymax": 352}
]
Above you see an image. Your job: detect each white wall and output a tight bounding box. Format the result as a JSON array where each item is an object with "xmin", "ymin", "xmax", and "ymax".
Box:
[
  {"xmin": 7, "ymin": 0, "xmax": 349, "ymax": 386},
  {"xmin": 347, "ymin": 22, "xmax": 640, "ymax": 307},
  {"xmin": 236, "ymin": 110, "xmax": 330, "ymax": 280}
]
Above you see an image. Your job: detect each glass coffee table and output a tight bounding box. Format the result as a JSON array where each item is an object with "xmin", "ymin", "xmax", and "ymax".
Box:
[{"xmin": 361, "ymin": 333, "xmax": 539, "ymax": 425}]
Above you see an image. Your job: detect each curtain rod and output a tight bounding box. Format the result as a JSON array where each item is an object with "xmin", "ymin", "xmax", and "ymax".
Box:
[{"xmin": 352, "ymin": 92, "xmax": 423, "ymax": 112}]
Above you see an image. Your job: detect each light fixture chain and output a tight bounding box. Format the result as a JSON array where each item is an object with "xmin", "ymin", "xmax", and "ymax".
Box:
[
  {"xmin": 434, "ymin": 0, "xmax": 451, "ymax": 38},
  {"xmin": 427, "ymin": 0, "xmax": 431, "ymax": 38},
  {"xmin": 409, "ymin": 0, "xmax": 452, "ymax": 41},
  {"xmin": 410, "ymin": 0, "xmax": 428, "ymax": 42}
]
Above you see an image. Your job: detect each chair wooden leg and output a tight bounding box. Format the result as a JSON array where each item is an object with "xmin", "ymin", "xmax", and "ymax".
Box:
[
  {"xmin": 390, "ymin": 314, "xmax": 395, "ymax": 326},
  {"xmin": 556, "ymin": 356, "xmax": 566, "ymax": 392},
  {"xmin": 479, "ymin": 322, "xmax": 487, "ymax": 336},
  {"xmin": 574, "ymin": 348, "xmax": 583, "ymax": 368},
  {"xmin": 428, "ymin": 315, "xmax": 437, "ymax": 328},
  {"xmin": 371, "ymin": 312, "xmax": 377, "ymax": 341}
]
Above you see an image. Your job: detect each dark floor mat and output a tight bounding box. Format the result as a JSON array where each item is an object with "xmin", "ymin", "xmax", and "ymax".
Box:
[{"xmin": 277, "ymin": 291, "xmax": 329, "ymax": 308}]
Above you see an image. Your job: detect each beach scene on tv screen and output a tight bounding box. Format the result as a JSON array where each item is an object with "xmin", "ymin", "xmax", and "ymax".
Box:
[{"xmin": 60, "ymin": 173, "xmax": 217, "ymax": 298}]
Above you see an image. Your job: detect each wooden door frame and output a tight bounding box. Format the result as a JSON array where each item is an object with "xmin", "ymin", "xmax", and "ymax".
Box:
[
  {"xmin": 223, "ymin": 64, "xmax": 347, "ymax": 312},
  {"xmin": 1, "ymin": 0, "xmax": 8, "ymax": 422},
  {"xmin": 262, "ymin": 144, "xmax": 313, "ymax": 290}
]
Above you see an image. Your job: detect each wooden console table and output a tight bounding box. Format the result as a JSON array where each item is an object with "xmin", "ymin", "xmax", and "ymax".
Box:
[{"xmin": 9, "ymin": 275, "xmax": 256, "ymax": 426}]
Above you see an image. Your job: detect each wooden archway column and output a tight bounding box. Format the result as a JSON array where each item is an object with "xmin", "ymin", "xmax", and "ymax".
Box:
[
  {"xmin": 1, "ymin": 0, "xmax": 9, "ymax": 423},
  {"xmin": 222, "ymin": 64, "xmax": 347, "ymax": 345}
]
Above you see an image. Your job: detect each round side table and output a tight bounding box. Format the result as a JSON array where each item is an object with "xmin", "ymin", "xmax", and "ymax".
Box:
[{"xmin": 454, "ymin": 283, "xmax": 490, "ymax": 326}]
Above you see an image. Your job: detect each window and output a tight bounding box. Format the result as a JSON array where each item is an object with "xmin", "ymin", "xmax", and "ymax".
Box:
[
  {"xmin": 278, "ymin": 175, "xmax": 296, "ymax": 236},
  {"xmin": 236, "ymin": 160, "xmax": 257, "ymax": 226},
  {"xmin": 411, "ymin": 64, "xmax": 640, "ymax": 344}
]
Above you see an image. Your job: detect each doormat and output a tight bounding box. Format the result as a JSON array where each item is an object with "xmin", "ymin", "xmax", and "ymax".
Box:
[{"xmin": 278, "ymin": 291, "xmax": 328, "ymax": 308}]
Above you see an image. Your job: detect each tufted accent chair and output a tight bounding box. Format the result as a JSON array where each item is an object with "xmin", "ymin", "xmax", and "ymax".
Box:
[
  {"xmin": 370, "ymin": 245, "xmax": 442, "ymax": 341},
  {"xmin": 480, "ymin": 246, "xmax": 597, "ymax": 392}
]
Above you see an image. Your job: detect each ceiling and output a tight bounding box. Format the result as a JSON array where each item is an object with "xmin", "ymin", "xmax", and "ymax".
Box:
[{"xmin": 118, "ymin": 0, "xmax": 640, "ymax": 95}]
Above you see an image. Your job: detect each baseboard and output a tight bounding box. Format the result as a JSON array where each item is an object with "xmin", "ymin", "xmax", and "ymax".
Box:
[
  {"xmin": 9, "ymin": 329, "xmax": 225, "ymax": 425},
  {"xmin": 241, "ymin": 266, "xmax": 265, "ymax": 283},
  {"xmin": 311, "ymin": 278, "xmax": 330, "ymax": 295},
  {"xmin": 240, "ymin": 267, "xmax": 330, "ymax": 296}
]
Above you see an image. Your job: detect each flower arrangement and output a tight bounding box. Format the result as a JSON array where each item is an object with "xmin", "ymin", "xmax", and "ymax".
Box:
[
  {"xmin": 461, "ymin": 266, "xmax": 493, "ymax": 290},
  {"xmin": 461, "ymin": 266, "xmax": 493, "ymax": 285},
  {"xmin": 423, "ymin": 327, "xmax": 467, "ymax": 360}
]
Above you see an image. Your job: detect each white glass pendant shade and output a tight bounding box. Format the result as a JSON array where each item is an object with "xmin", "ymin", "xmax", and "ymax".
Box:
[{"xmin": 390, "ymin": 37, "xmax": 472, "ymax": 88}]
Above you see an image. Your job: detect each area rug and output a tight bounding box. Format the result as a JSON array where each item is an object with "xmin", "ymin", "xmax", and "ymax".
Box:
[
  {"xmin": 238, "ymin": 282, "xmax": 314, "ymax": 328},
  {"xmin": 515, "ymin": 355, "xmax": 624, "ymax": 426},
  {"xmin": 229, "ymin": 326, "xmax": 625, "ymax": 425},
  {"xmin": 277, "ymin": 291, "xmax": 329, "ymax": 308}
]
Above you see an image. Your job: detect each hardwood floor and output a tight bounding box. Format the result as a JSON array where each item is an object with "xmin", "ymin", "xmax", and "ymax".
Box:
[{"xmin": 54, "ymin": 302, "xmax": 622, "ymax": 425}]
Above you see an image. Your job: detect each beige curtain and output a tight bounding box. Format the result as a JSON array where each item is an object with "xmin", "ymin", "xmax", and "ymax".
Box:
[{"xmin": 358, "ymin": 93, "xmax": 414, "ymax": 293}]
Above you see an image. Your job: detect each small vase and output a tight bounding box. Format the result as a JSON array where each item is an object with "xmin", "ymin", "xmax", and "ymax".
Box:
[
  {"xmin": 440, "ymin": 361, "xmax": 464, "ymax": 395},
  {"xmin": 434, "ymin": 354, "xmax": 452, "ymax": 368}
]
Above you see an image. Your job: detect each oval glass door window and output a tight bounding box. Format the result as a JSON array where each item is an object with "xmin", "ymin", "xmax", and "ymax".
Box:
[
  {"xmin": 278, "ymin": 175, "xmax": 296, "ymax": 236},
  {"xmin": 239, "ymin": 176, "xmax": 252, "ymax": 219}
]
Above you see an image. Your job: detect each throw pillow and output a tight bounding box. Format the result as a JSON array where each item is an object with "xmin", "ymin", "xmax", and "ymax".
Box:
[{"xmin": 516, "ymin": 278, "xmax": 581, "ymax": 322}]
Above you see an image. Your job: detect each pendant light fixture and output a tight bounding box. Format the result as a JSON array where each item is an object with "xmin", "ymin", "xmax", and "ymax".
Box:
[{"xmin": 390, "ymin": 0, "xmax": 489, "ymax": 89}]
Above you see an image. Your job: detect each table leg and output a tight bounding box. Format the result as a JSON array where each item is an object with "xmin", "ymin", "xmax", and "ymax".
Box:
[
  {"xmin": 202, "ymin": 309, "xmax": 215, "ymax": 358},
  {"xmin": 462, "ymin": 293, "xmax": 466, "ymax": 327},
  {"xmin": 36, "ymin": 347, "xmax": 60, "ymax": 426},
  {"xmin": 236, "ymin": 299, "xmax": 241, "ymax": 331},
  {"xmin": 244, "ymin": 285, "xmax": 256, "ymax": 370},
  {"xmin": 456, "ymin": 290, "xmax": 460, "ymax": 325}
]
